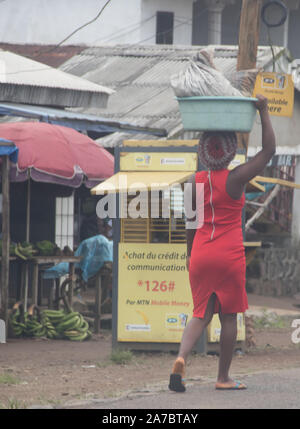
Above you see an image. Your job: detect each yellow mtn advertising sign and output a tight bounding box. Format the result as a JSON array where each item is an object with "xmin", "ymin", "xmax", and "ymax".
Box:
[
  {"xmin": 253, "ymin": 72, "xmax": 294, "ymax": 117},
  {"xmin": 117, "ymin": 243, "xmax": 193, "ymax": 343}
]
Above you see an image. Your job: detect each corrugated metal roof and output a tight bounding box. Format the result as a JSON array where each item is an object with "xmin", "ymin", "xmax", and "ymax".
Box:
[
  {"xmin": 59, "ymin": 43, "xmax": 294, "ymax": 148},
  {"xmin": 0, "ymin": 50, "xmax": 114, "ymax": 108},
  {"xmin": 0, "ymin": 102, "xmax": 167, "ymax": 137},
  {"xmin": 62, "ymin": 55, "xmax": 158, "ymax": 87},
  {"xmin": 101, "ymin": 86, "xmax": 167, "ymax": 116}
]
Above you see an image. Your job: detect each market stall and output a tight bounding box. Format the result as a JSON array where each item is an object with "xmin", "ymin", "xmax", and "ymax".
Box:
[{"xmin": 0, "ymin": 122, "xmax": 114, "ymax": 311}]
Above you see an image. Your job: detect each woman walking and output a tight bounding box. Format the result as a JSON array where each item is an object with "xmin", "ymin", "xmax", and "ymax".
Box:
[{"xmin": 169, "ymin": 94, "xmax": 275, "ymax": 392}]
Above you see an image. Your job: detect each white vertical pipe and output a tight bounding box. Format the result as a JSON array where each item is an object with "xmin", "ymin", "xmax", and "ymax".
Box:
[
  {"xmin": 283, "ymin": 7, "xmax": 290, "ymax": 48},
  {"xmin": 205, "ymin": 0, "xmax": 226, "ymax": 45}
]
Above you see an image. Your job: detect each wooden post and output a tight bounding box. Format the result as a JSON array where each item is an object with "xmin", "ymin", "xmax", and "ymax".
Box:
[
  {"xmin": 31, "ymin": 261, "xmax": 39, "ymax": 306},
  {"xmin": 68, "ymin": 262, "xmax": 76, "ymax": 308},
  {"xmin": 94, "ymin": 272, "xmax": 102, "ymax": 334},
  {"xmin": 1, "ymin": 154, "xmax": 10, "ymax": 331},
  {"xmin": 237, "ymin": 0, "xmax": 262, "ymax": 153},
  {"xmin": 23, "ymin": 176, "xmax": 31, "ymax": 311},
  {"xmin": 237, "ymin": 0, "xmax": 262, "ymax": 71}
]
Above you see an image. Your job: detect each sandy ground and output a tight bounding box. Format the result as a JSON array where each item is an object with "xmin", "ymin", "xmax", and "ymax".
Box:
[{"xmin": 0, "ymin": 293, "xmax": 299, "ymax": 409}]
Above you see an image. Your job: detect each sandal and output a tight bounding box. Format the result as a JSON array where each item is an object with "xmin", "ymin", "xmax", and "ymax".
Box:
[
  {"xmin": 215, "ymin": 380, "xmax": 247, "ymax": 390},
  {"xmin": 168, "ymin": 357, "xmax": 186, "ymax": 393}
]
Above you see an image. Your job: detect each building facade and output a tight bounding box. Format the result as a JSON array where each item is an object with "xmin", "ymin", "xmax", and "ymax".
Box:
[{"xmin": 0, "ymin": 1, "xmax": 299, "ymax": 58}]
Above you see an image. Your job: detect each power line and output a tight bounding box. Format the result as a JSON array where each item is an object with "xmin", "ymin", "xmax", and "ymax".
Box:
[
  {"xmin": 55, "ymin": 0, "xmax": 113, "ymax": 48},
  {"xmin": 92, "ymin": 14, "xmax": 156, "ymax": 44},
  {"xmin": 0, "ymin": 9, "xmax": 199, "ymax": 77},
  {"xmin": 29, "ymin": 0, "xmax": 113, "ymax": 59}
]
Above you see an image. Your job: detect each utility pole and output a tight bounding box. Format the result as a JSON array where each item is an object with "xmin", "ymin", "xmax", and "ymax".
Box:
[
  {"xmin": 237, "ymin": 0, "xmax": 262, "ymax": 153},
  {"xmin": 0, "ymin": 143, "xmax": 14, "ymax": 338}
]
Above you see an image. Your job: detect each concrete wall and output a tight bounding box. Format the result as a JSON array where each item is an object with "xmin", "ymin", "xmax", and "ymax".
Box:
[
  {"xmin": 291, "ymin": 158, "xmax": 300, "ymax": 242},
  {"xmin": 0, "ymin": 0, "xmax": 298, "ymax": 56},
  {"xmin": 141, "ymin": 0, "xmax": 194, "ymax": 45},
  {"xmin": 0, "ymin": 0, "xmax": 194, "ymax": 46},
  {"xmin": 288, "ymin": 6, "xmax": 300, "ymax": 58},
  {"xmin": 193, "ymin": 0, "xmax": 300, "ymax": 60},
  {"xmin": 247, "ymin": 247, "xmax": 300, "ymax": 297},
  {"xmin": 0, "ymin": 0, "xmax": 142, "ymax": 45}
]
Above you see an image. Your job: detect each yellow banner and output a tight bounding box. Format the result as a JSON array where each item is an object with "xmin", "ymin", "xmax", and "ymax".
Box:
[
  {"xmin": 253, "ymin": 72, "xmax": 294, "ymax": 117},
  {"xmin": 120, "ymin": 152, "xmax": 198, "ymax": 171},
  {"xmin": 117, "ymin": 243, "xmax": 193, "ymax": 343}
]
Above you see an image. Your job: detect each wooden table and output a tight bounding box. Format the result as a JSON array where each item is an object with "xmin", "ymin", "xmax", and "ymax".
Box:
[{"xmin": 28, "ymin": 256, "xmax": 82, "ymax": 307}]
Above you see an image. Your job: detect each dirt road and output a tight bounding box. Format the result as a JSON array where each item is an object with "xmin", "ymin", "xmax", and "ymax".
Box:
[{"xmin": 0, "ymin": 293, "xmax": 299, "ymax": 409}]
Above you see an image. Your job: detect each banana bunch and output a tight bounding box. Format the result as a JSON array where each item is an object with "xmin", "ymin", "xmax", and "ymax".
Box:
[
  {"xmin": 25, "ymin": 306, "xmax": 58, "ymax": 339},
  {"xmin": 42, "ymin": 309, "xmax": 91, "ymax": 341},
  {"xmin": 9, "ymin": 303, "xmax": 91, "ymax": 341},
  {"xmin": 42, "ymin": 314, "xmax": 59, "ymax": 339},
  {"xmin": 9, "ymin": 302, "xmax": 27, "ymax": 337},
  {"xmin": 14, "ymin": 242, "xmax": 37, "ymax": 260},
  {"xmin": 26, "ymin": 314, "xmax": 46, "ymax": 337}
]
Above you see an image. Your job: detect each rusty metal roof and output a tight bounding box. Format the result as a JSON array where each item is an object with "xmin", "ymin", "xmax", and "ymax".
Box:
[{"xmin": 0, "ymin": 43, "xmax": 85, "ymax": 68}]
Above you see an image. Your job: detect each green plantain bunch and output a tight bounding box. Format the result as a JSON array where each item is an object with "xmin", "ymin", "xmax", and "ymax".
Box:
[
  {"xmin": 13, "ymin": 242, "xmax": 38, "ymax": 260},
  {"xmin": 42, "ymin": 309, "xmax": 91, "ymax": 341},
  {"xmin": 9, "ymin": 303, "xmax": 91, "ymax": 341}
]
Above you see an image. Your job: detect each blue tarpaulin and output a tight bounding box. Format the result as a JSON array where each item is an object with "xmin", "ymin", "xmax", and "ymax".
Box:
[
  {"xmin": 0, "ymin": 138, "xmax": 18, "ymax": 162},
  {"xmin": 43, "ymin": 234, "xmax": 113, "ymax": 282}
]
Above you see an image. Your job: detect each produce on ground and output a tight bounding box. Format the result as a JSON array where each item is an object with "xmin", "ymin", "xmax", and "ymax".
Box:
[{"xmin": 9, "ymin": 302, "xmax": 91, "ymax": 341}]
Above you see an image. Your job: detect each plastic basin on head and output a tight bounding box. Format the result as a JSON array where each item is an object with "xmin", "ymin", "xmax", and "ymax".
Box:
[{"xmin": 176, "ymin": 96, "xmax": 258, "ymax": 132}]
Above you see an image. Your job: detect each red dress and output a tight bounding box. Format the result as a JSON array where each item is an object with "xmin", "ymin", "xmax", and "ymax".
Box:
[{"xmin": 189, "ymin": 169, "xmax": 248, "ymax": 318}]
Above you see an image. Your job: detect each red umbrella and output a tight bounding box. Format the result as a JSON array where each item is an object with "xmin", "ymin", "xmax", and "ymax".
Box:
[
  {"xmin": 0, "ymin": 122, "xmax": 114, "ymax": 310},
  {"xmin": 0, "ymin": 121, "xmax": 114, "ymax": 187}
]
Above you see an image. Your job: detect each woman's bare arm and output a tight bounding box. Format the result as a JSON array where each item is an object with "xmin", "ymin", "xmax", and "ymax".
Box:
[{"xmin": 227, "ymin": 94, "xmax": 276, "ymax": 200}]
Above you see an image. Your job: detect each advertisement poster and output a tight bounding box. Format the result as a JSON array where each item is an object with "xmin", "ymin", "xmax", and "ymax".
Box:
[
  {"xmin": 253, "ymin": 72, "xmax": 294, "ymax": 117},
  {"xmin": 120, "ymin": 152, "xmax": 198, "ymax": 171},
  {"xmin": 118, "ymin": 243, "xmax": 193, "ymax": 343}
]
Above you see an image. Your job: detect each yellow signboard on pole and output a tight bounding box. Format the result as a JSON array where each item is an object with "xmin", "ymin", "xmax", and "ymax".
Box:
[
  {"xmin": 118, "ymin": 243, "xmax": 193, "ymax": 343},
  {"xmin": 253, "ymin": 72, "xmax": 294, "ymax": 117}
]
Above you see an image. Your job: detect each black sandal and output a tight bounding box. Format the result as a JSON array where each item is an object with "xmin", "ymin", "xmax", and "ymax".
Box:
[{"xmin": 168, "ymin": 373, "xmax": 186, "ymax": 392}]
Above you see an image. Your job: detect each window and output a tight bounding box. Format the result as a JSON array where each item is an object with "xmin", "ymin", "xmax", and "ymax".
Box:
[
  {"xmin": 156, "ymin": 11, "xmax": 174, "ymax": 44},
  {"xmin": 55, "ymin": 195, "xmax": 74, "ymax": 249}
]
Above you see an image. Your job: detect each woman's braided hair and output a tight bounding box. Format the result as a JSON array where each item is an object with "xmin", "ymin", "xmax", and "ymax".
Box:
[{"xmin": 198, "ymin": 131, "xmax": 237, "ymax": 170}]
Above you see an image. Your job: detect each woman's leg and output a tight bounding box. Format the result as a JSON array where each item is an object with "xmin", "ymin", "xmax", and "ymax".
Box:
[
  {"xmin": 177, "ymin": 293, "xmax": 216, "ymax": 362},
  {"xmin": 169, "ymin": 294, "xmax": 217, "ymax": 392},
  {"xmin": 216, "ymin": 312, "xmax": 238, "ymax": 386}
]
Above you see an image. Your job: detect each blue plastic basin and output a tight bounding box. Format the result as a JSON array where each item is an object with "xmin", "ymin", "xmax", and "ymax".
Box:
[{"xmin": 176, "ymin": 96, "xmax": 257, "ymax": 132}]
